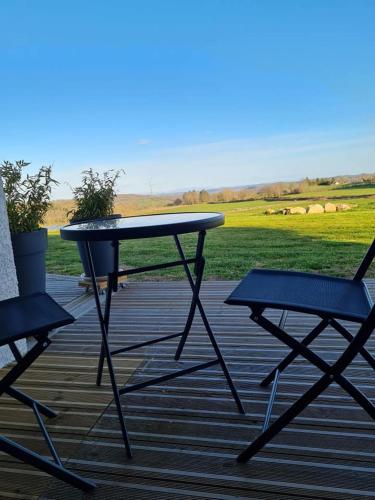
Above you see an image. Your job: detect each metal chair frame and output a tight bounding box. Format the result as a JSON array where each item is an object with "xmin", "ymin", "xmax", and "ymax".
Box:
[
  {"xmin": 85, "ymin": 229, "xmax": 245, "ymax": 459},
  {"xmin": 0, "ymin": 297, "xmax": 95, "ymax": 491},
  {"xmin": 229, "ymin": 240, "xmax": 375, "ymax": 463}
]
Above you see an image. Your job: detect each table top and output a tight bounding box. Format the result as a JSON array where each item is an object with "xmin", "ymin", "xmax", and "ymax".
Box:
[{"xmin": 60, "ymin": 212, "xmax": 224, "ymax": 241}]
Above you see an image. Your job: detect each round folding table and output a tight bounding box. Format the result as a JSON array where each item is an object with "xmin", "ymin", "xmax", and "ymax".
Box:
[{"xmin": 61, "ymin": 212, "xmax": 244, "ymax": 457}]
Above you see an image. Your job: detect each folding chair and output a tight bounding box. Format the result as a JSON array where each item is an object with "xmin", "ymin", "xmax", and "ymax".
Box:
[
  {"xmin": 0, "ymin": 292, "xmax": 95, "ymax": 491},
  {"xmin": 225, "ymin": 240, "xmax": 375, "ymax": 463}
]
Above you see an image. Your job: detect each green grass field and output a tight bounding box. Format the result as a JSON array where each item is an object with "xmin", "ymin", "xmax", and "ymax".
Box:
[{"xmin": 46, "ymin": 184, "xmax": 375, "ymax": 280}]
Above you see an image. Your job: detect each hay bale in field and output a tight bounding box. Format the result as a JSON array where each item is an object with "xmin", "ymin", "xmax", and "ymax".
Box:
[
  {"xmin": 287, "ymin": 206, "xmax": 306, "ymax": 215},
  {"xmin": 306, "ymin": 204, "xmax": 324, "ymax": 214},
  {"xmin": 265, "ymin": 208, "xmax": 275, "ymax": 215},
  {"xmin": 336, "ymin": 203, "xmax": 351, "ymax": 211},
  {"xmin": 324, "ymin": 202, "xmax": 336, "ymax": 213}
]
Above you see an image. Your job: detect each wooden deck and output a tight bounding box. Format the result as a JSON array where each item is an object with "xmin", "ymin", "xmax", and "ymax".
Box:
[
  {"xmin": 1, "ymin": 277, "xmax": 375, "ymax": 499},
  {"xmin": 46, "ymin": 274, "xmax": 85, "ymax": 307}
]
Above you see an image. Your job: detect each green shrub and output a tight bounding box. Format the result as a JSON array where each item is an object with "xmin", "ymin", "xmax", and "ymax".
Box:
[
  {"xmin": 0, "ymin": 160, "xmax": 57, "ymax": 233},
  {"xmin": 68, "ymin": 168, "xmax": 124, "ymax": 222}
]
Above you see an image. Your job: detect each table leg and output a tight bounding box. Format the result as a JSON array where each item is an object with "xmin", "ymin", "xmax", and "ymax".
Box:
[
  {"xmin": 96, "ymin": 240, "xmax": 118, "ymax": 386},
  {"xmin": 174, "ymin": 230, "xmax": 205, "ymax": 360},
  {"xmin": 84, "ymin": 241, "xmax": 132, "ymax": 458},
  {"xmin": 174, "ymin": 232, "xmax": 245, "ymax": 414}
]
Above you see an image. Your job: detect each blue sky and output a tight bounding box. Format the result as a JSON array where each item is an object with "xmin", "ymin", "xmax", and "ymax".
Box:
[{"xmin": 0, "ymin": 0, "xmax": 374, "ymax": 198}]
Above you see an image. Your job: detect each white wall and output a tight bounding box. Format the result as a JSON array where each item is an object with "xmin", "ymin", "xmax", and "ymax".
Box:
[{"xmin": 0, "ymin": 177, "xmax": 25, "ymax": 367}]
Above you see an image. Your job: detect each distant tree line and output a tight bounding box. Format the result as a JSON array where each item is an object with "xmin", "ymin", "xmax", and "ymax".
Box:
[
  {"xmin": 172, "ymin": 173, "xmax": 375, "ymax": 206},
  {"xmin": 172, "ymin": 188, "xmax": 258, "ymax": 206}
]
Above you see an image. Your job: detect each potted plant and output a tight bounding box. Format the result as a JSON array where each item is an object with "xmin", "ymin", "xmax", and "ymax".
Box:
[
  {"xmin": 68, "ymin": 168, "xmax": 124, "ymax": 278},
  {"xmin": 0, "ymin": 160, "xmax": 57, "ymax": 296}
]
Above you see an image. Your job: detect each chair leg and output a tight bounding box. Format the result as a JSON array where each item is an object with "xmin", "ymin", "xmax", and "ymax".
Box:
[
  {"xmin": 261, "ymin": 318, "xmax": 329, "ymax": 387},
  {"xmin": 0, "ymin": 339, "xmax": 48, "ymax": 396},
  {"xmin": 0, "ymin": 435, "xmax": 95, "ymax": 491},
  {"xmin": 0, "ymin": 335, "xmax": 95, "ymax": 491},
  {"xmin": 1, "ymin": 339, "xmax": 57, "ymax": 418},
  {"xmin": 335, "ymin": 373, "xmax": 375, "ymax": 420},
  {"xmin": 237, "ymin": 373, "xmax": 332, "ymax": 463},
  {"xmin": 261, "ymin": 316, "xmax": 375, "ymax": 389},
  {"xmin": 5, "ymin": 386, "xmax": 57, "ymax": 418},
  {"xmin": 238, "ymin": 367, "xmax": 375, "ymax": 463},
  {"xmin": 331, "ymin": 319, "xmax": 375, "ymax": 371},
  {"xmin": 238, "ymin": 310, "xmax": 375, "ymax": 463},
  {"xmin": 253, "ymin": 312, "xmax": 331, "ymax": 375}
]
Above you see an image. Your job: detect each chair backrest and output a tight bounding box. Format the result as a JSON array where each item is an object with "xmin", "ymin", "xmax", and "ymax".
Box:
[{"xmin": 354, "ymin": 239, "xmax": 375, "ymax": 281}]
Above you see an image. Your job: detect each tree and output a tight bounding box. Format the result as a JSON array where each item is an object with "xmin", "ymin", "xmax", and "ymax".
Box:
[
  {"xmin": 316, "ymin": 177, "xmax": 334, "ymax": 186},
  {"xmin": 222, "ymin": 189, "xmax": 236, "ymax": 202},
  {"xmin": 199, "ymin": 189, "xmax": 210, "ymax": 203},
  {"xmin": 258, "ymin": 183, "xmax": 283, "ymax": 198},
  {"xmin": 182, "ymin": 190, "xmax": 199, "ymax": 205}
]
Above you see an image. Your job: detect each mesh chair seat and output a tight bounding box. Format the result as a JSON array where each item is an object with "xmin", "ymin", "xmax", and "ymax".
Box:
[
  {"xmin": 0, "ymin": 292, "xmax": 74, "ymax": 346},
  {"xmin": 225, "ymin": 269, "xmax": 372, "ymax": 323}
]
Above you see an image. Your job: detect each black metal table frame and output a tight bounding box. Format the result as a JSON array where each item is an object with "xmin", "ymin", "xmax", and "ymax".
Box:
[{"xmin": 85, "ymin": 229, "xmax": 245, "ymax": 458}]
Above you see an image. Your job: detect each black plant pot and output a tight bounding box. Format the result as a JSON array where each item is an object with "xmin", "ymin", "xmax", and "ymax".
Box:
[
  {"xmin": 11, "ymin": 228, "xmax": 48, "ymax": 296},
  {"xmin": 74, "ymin": 215, "xmax": 121, "ymax": 278},
  {"xmin": 77, "ymin": 240, "xmax": 115, "ymax": 278}
]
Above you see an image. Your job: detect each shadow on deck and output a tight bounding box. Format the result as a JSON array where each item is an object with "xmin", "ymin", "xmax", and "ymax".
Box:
[{"xmin": 1, "ymin": 276, "xmax": 375, "ymax": 499}]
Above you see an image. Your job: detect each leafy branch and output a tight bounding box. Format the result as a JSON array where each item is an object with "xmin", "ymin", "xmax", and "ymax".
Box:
[
  {"xmin": 68, "ymin": 168, "xmax": 124, "ymax": 222},
  {"xmin": 0, "ymin": 160, "xmax": 58, "ymax": 233}
]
